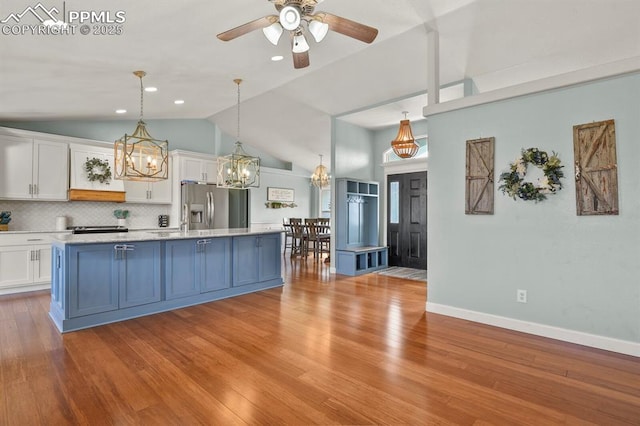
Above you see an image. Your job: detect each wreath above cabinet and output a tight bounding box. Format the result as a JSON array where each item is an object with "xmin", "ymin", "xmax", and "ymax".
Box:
[{"xmin": 84, "ymin": 157, "xmax": 112, "ymax": 184}]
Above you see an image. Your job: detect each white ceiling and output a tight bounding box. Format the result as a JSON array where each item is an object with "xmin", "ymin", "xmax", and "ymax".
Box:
[{"xmin": 1, "ymin": 0, "xmax": 639, "ymax": 172}]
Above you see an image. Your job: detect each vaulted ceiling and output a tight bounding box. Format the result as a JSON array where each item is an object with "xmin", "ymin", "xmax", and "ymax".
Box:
[{"xmin": 1, "ymin": 0, "xmax": 639, "ymax": 172}]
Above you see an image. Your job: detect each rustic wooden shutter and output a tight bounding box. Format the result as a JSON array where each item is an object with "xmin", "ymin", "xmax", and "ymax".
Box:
[
  {"xmin": 573, "ymin": 119, "xmax": 619, "ymax": 215},
  {"xmin": 465, "ymin": 137, "xmax": 494, "ymax": 214}
]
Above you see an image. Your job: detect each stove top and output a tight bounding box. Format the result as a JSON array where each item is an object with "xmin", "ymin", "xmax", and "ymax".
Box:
[{"xmin": 67, "ymin": 226, "xmax": 129, "ymax": 234}]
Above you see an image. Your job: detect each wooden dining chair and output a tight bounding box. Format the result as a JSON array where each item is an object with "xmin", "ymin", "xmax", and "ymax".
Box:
[
  {"xmin": 289, "ymin": 219, "xmax": 306, "ymax": 257},
  {"xmin": 307, "ymin": 220, "xmax": 330, "ymax": 260},
  {"xmin": 282, "ymin": 223, "xmax": 294, "ymax": 255}
]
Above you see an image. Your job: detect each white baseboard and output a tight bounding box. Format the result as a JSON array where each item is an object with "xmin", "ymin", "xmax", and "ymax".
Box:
[
  {"xmin": 426, "ymin": 302, "xmax": 640, "ymax": 358},
  {"xmin": 0, "ymin": 283, "xmax": 50, "ymax": 296}
]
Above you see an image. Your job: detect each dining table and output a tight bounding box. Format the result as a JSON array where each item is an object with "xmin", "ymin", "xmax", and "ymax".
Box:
[{"xmin": 283, "ymin": 222, "xmax": 330, "ymax": 261}]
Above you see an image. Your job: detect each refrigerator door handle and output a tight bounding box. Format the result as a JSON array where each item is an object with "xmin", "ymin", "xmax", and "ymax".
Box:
[
  {"xmin": 209, "ymin": 191, "xmax": 215, "ymax": 227},
  {"xmin": 205, "ymin": 192, "xmax": 211, "ymax": 227},
  {"xmin": 182, "ymin": 203, "xmax": 189, "ymax": 231}
]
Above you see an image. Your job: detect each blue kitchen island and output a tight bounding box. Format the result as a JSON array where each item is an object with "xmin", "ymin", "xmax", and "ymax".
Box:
[{"xmin": 49, "ymin": 228, "xmax": 283, "ymax": 332}]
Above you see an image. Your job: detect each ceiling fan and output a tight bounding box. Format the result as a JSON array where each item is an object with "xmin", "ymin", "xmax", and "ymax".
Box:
[{"xmin": 217, "ymin": 0, "xmax": 378, "ymax": 69}]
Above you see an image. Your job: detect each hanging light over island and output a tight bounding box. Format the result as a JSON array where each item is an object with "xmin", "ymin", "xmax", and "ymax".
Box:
[{"xmin": 114, "ymin": 71, "xmax": 169, "ymax": 181}]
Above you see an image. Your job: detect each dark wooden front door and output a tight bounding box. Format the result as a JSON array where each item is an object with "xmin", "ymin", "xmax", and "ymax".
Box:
[{"xmin": 387, "ymin": 171, "xmax": 427, "ymax": 269}]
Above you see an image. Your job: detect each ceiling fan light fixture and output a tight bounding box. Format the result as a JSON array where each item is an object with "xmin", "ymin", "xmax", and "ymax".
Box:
[
  {"xmin": 391, "ymin": 111, "xmax": 419, "ymax": 159},
  {"xmin": 262, "ymin": 21, "xmax": 283, "ymax": 45},
  {"xmin": 308, "ymin": 20, "xmax": 329, "ymax": 43},
  {"xmin": 280, "ymin": 5, "xmax": 301, "ymax": 31},
  {"xmin": 292, "ymin": 33, "xmax": 310, "ymax": 53}
]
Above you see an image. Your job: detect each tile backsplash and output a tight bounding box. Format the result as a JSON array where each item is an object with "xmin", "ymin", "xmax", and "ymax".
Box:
[{"xmin": 0, "ymin": 200, "xmax": 171, "ymax": 231}]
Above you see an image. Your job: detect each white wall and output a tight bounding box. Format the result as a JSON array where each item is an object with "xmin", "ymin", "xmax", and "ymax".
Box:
[{"xmin": 426, "ymin": 72, "xmax": 640, "ymax": 346}]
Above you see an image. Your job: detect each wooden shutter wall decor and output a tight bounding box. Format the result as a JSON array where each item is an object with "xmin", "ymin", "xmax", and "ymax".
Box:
[
  {"xmin": 465, "ymin": 137, "xmax": 495, "ymax": 215},
  {"xmin": 573, "ymin": 119, "xmax": 619, "ymax": 215}
]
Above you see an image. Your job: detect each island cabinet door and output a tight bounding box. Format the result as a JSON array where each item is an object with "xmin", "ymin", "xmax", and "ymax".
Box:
[
  {"xmin": 69, "ymin": 243, "xmax": 119, "ymax": 318},
  {"xmin": 164, "ymin": 239, "xmax": 199, "ymax": 300},
  {"xmin": 200, "ymin": 237, "xmax": 232, "ymax": 293},
  {"xmin": 258, "ymin": 233, "xmax": 281, "ymax": 282},
  {"xmin": 232, "ymin": 236, "xmax": 260, "ymax": 287},
  {"xmin": 118, "ymin": 241, "xmax": 161, "ymax": 308}
]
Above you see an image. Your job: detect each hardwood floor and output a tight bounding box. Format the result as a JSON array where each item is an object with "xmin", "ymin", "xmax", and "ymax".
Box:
[{"xmin": 1, "ymin": 257, "xmax": 639, "ymax": 425}]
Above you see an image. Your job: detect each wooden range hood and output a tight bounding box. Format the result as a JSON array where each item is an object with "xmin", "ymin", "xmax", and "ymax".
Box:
[
  {"xmin": 69, "ymin": 143, "xmax": 126, "ymax": 202},
  {"xmin": 68, "ymin": 189, "xmax": 125, "ymax": 202}
]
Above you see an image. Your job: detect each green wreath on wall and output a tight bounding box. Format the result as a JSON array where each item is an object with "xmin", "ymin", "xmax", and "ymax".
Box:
[
  {"xmin": 498, "ymin": 148, "xmax": 564, "ymax": 202},
  {"xmin": 84, "ymin": 157, "xmax": 111, "ymax": 184}
]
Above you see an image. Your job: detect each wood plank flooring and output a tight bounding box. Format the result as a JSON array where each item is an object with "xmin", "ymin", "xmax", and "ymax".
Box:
[{"xmin": 1, "ymin": 257, "xmax": 639, "ymax": 425}]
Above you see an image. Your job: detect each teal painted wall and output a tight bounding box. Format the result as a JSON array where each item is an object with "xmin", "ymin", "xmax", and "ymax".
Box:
[
  {"xmin": 334, "ymin": 119, "xmax": 375, "ymax": 181},
  {"xmin": 0, "ymin": 119, "xmax": 220, "ymax": 154},
  {"xmin": 427, "ymin": 73, "xmax": 640, "ymax": 342},
  {"xmin": 0, "ymin": 119, "xmax": 290, "ymax": 170},
  {"xmin": 249, "ymin": 169, "xmax": 313, "ymax": 226}
]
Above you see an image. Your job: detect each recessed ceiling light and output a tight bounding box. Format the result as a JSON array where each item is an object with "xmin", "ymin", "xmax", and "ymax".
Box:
[
  {"xmin": 174, "ymin": 99, "xmax": 185, "ymax": 105},
  {"xmin": 115, "ymin": 109, "xmax": 127, "ymax": 114},
  {"xmin": 144, "ymin": 87, "xmax": 158, "ymax": 92},
  {"xmin": 271, "ymin": 55, "xmax": 284, "ymax": 61}
]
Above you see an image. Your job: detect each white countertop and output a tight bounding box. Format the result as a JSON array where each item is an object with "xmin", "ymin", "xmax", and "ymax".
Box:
[{"xmin": 50, "ymin": 227, "xmax": 284, "ymax": 245}]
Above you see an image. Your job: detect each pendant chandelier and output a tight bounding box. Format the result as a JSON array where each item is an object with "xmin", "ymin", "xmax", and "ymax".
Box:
[
  {"xmin": 391, "ymin": 111, "xmax": 419, "ymax": 159},
  {"xmin": 310, "ymin": 154, "xmax": 330, "ymax": 188},
  {"xmin": 114, "ymin": 71, "xmax": 169, "ymax": 181},
  {"xmin": 217, "ymin": 79, "xmax": 260, "ymax": 189}
]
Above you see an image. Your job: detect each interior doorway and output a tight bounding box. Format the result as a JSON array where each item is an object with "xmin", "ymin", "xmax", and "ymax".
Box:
[{"xmin": 387, "ymin": 171, "xmax": 427, "ymax": 269}]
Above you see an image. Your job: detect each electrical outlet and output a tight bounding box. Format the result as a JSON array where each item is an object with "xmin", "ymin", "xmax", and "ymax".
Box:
[{"xmin": 517, "ymin": 289, "xmax": 527, "ymax": 303}]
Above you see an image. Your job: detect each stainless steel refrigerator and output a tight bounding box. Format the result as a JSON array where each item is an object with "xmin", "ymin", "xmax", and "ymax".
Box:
[{"xmin": 181, "ymin": 182, "xmax": 249, "ymax": 230}]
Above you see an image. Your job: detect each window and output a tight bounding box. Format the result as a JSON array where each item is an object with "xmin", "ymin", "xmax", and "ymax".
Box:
[
  {"xmin": 389, "ymin": 181, "xmax": 399, "ymax": 224},
  {"xmin": 383, "ymin": 135, "xmax": 428, "ymax": 163}
]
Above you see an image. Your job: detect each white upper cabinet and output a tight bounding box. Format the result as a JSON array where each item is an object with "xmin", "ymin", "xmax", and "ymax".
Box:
[
  {"xmin": 124, "ymin": 158, "xmax": 172, "ymax": 204},
  {"xmin": 178, "ymin": 154, "xmax": 217, "ymax": 184},
  {"xmin": 69, "ymin": 143, "xmax": 124, "ymax": 191},
  {"xmin": 0, "ymin": 135, "xmax": 68, "ymax": 201}
]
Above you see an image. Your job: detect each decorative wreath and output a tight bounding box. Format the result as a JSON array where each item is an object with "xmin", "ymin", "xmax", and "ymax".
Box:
[
  {"xmin": 498, "ymin": 148, "xmax": 564, "ymax": 202},
  {"xmin": 84, "ymin": 157, "xmax": 111, "ymax": 184}
]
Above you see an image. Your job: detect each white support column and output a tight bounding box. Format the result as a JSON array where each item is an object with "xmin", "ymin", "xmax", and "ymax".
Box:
[{"xmin": 427, "ymin": 30, "xmax": 440, "ymax": 106}]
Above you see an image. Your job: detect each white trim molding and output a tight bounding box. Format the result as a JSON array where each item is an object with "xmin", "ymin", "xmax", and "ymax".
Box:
[
  {"xmin": 0, "ymin": 283, "xmax": 50, "ymax": 296},
  {"xmin": 424, "ymin": 57, "xmax": 640, "ymax": 118},
  {"xmin": 426, "ymin": 302, "xmax": 640, "ymax": 358}
]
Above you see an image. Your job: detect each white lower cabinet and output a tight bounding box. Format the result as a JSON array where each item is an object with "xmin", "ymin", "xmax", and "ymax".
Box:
[{"xmin": 0, "ymin": 234, "xmax": 53, "ymax": 294}]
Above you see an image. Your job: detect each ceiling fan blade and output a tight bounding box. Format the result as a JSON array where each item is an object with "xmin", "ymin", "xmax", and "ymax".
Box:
[
  {"xmin": 293, "ymin": 51, "xmax": 310, "ymax": 69},
  {"xmin": 217, "ymin": 15, "xmax": 278, "ymax": 41},
  {"xmin": 317, "ymin": 13, "xmax": 378, "ymax": 44}
]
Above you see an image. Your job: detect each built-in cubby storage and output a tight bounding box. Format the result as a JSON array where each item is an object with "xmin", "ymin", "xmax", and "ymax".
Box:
[
  {"xmin": 335, "ymin": 178, "xmax": 387, "ymax": 276},
  {"xmin": 336, "ymin": 246, "xmax": 388, "ymax": 276}
]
